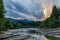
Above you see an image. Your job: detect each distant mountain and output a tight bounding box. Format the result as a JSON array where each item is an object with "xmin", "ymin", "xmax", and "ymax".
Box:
[{"xmin": 6, "ymin": 18, "xmax": 32, "ymax": 22}]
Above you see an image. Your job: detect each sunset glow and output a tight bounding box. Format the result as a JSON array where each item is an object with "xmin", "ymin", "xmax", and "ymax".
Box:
[{"xmin": 44, "ymin": 9, "xmax": 48, "ymax": 18}]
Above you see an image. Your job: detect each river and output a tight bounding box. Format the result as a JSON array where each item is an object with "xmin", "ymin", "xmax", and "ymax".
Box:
[{"xmin": 3, "ymin": 28, "xmax": 48, "ymax": 40}]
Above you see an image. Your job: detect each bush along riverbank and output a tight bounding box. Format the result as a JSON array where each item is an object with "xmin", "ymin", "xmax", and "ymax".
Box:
[{"xmin": 45, "ymin": 35, "xmax": 60, "ymax": 40}]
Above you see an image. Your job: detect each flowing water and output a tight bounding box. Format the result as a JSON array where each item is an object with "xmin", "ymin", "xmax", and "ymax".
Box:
[{"xmin": 4, "ymin": 29, "xmax": 48, "ymax": 40}]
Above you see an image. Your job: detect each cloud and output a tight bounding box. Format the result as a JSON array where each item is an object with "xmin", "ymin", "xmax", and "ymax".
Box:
[{"xmin": 3, "ymin": 0, "xmax": 60, "ymax": 21}]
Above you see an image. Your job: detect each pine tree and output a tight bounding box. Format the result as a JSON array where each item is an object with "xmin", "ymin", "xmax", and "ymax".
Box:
[
  {"xmin": 0, "ymin": 0, "xmax": 4, "ymax": 18},
  {"xmin": 51, "ymin": 5, "xmax": 59, "ymax": 19},
  {"xmin": 0, "ymin": 0, "xmax": 6, "ymax": 31}
]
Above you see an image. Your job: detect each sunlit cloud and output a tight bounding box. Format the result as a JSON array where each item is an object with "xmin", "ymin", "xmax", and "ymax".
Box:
[{"xmin": 3, "ymin": 0, "xmax": 60, "ymax": 21}]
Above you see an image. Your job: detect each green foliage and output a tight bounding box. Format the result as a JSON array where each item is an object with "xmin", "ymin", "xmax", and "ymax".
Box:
[
  {"xmin": 0, "ymin": 0, "xmax": 4, "ymax": 18},
  {"xmin": 0, "ymin": 18, "xmax": 8, "ymax": 31},
  {"xmin": 0, "ymin": 0, "xmax": 7, "ymax": 31},
  {"xmin": 51, "ymin": 5, "xmax": 59, "ymax": 19},
  {"xmin": 45, "ymin": 35, "xmax": 60, "ymax": 40}
]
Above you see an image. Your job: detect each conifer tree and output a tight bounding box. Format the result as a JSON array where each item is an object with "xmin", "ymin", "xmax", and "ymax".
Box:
[{"xmin": 0, "ymin": 0, "xmax": 4, "ymax": 18}]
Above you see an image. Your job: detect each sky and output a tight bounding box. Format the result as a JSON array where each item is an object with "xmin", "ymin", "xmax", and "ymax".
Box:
[{"xmin": 3, "ymin": 0, "xmax": 60, "ymax": 21}]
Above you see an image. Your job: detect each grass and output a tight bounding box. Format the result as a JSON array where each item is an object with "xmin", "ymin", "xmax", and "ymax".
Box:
[{"xmin": 45, "ymin": 35, "xmax": 60, "ymax": 40}]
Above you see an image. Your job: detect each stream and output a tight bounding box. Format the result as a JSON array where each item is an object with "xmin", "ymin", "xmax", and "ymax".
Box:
[{"xmin": 3, "ymin": 28, "xmax": 48, "ymax": 40}]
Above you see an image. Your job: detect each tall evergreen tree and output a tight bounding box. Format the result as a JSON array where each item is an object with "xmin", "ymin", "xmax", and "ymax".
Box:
[
  {"xmin": 0, "ymin": 0, "xmax": 6, "ymax": 31},
  {"xmin": 51, "ymin": 5, "xmax": 59, "ymax": 19},
  {"xmin": 0, "ymin": 0, "xmax": 4, "ymax": 18},
  {"xmin": 58, "ymin": 8, "xmax": 60, "ymax": 27}
]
